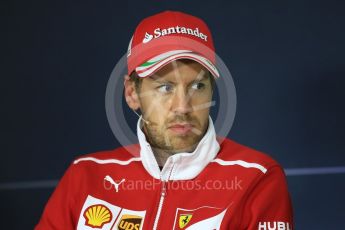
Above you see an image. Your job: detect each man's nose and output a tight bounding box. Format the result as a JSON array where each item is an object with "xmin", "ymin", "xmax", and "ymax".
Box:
[{"xmin": 171, "ymin": 87, "xmax": 193, "ymax": 114}]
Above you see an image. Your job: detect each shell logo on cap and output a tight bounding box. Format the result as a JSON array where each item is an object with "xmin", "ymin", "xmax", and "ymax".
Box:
[{"xmin": 83, "ymin": 204, "xmax": 113, "ymax": 228}]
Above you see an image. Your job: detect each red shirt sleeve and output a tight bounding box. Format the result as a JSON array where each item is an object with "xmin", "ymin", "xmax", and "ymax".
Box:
[
  {"xmin": 35, "ymin": 163, "xmax": 77, "ymax": 230},
  {"xmin": 241, "ymin": 165, "xmax": 294, "ymax": 230}
]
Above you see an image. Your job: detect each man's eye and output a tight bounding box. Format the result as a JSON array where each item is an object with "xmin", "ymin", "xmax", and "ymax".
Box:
[
  {"xmin": 191, "ymin": 82, "xmax": 205, "ymax": 90},
  {"xmin": 157, "ymin": 84, "xmax": 173, "ymax": 93}
]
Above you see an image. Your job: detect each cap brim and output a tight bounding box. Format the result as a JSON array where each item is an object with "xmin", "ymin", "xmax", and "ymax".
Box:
[{"xmin": 135, "ymin": 50, "xmax": 220, "ymax": 78}]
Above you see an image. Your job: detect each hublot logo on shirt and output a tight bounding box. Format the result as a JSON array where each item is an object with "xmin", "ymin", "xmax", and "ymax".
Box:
[{"xmin": 258, "ymin": 221, "xmax": 292, "ymax": 230}]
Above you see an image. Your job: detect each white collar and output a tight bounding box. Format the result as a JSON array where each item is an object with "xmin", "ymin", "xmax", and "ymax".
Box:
[{"xmin": 137, "ymin": 115, "xmax": 220, "ymax": 181}]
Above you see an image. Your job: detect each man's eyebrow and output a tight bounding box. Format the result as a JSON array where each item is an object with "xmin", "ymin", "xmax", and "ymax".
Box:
[
  {"xmin": 194, "ymin": 72, "xmax": 209, "ymax": 81},
  {"xmin": 148, "ymin": 75, "xmax": 176, "ymax": 84},
  {"xmin": 148, "ymin": 75, "xmax": 160, "ymax": 81},
  {"xmin": 188, "ymin": 72, "xmax": 210, "ymax": 85}
]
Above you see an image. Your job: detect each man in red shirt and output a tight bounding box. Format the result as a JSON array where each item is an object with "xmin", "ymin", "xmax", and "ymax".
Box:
[{"xmin": 36, "ymin": 11, "xmax": 293, "ymax": 230}]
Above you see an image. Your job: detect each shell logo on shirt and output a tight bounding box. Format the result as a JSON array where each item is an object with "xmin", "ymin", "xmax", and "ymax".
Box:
[
  {"xmin": 77, "ymin": 195, "xmax": 146, "ymax": 230},
  {"xmin": 84, "ymin": 204, "xmax": 113, "ymax": 228}
]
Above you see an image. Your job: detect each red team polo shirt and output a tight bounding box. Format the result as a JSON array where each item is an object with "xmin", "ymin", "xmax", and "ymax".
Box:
[{"xmin": 35, "ymin": 116, "xmax": 293, "ymax": 229}]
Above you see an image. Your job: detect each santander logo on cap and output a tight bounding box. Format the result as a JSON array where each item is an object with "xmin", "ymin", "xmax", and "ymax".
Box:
[
  {"xmin": 127, "ymin": 10, "xmax": 219, "ymax": 78},
  {"xmin": 142, "ymin": 26, "xmax": 208, "ymax": 44}
]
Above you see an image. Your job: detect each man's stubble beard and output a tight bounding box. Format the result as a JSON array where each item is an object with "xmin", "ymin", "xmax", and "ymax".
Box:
[{"xmin": 142, "ymin": 114, "xmax": 208, "ymax": 154}]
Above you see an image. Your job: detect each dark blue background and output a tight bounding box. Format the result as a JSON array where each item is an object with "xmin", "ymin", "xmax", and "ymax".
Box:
[{"xmin": 2, "ymin": 0, "xmax": 345, "ymax": 229}]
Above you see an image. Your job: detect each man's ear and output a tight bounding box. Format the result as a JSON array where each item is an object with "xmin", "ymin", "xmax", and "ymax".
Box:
[{"xmin": 124, "ymin": 75, "xmax": 141, "ymax": 110}]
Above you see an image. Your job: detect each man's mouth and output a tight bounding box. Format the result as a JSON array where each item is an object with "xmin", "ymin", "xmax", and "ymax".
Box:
[{"xmin": 168, "ymin": 123, "xmax": 193, "ymax": 135}]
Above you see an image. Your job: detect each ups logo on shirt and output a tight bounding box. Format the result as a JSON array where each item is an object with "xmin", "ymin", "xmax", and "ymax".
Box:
[{"xmin": 117, "ymin": 214, "xmax": 143, "ymax": 230}]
